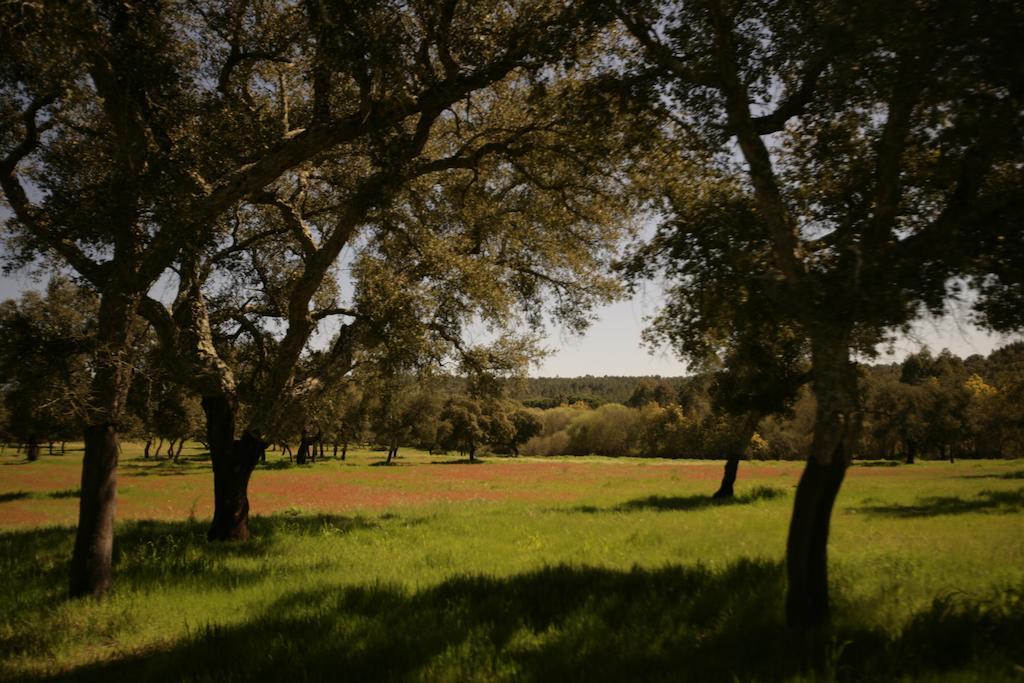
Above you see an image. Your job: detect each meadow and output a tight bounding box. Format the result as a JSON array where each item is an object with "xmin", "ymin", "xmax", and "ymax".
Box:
[{"xmin": 0, "ymin": 444, "xmax": 1022, "ymax": 682}]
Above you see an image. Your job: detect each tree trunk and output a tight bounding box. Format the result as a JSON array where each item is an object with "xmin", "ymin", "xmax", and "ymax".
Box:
[
  {"xmin": 341, "ymin": 442, "xmax": 347, "ymax": 461},
  {"xmin": 296, "ymin": 436, "xmax": 313, "ymax": 465},
  {"xmin": 204, "ymin": 396, "xmax": 263, "ymax": 542},
  {"xmin": 143, "ymin": 437, "xmax": 152, "ymax": 459},
  {"xmin": 786, "ymin": 332, "xmax": 860, "ymax": 632},
  {"xmin": 332, "ymin": 443, "xmax": 338, "ymax": 458},
  {"xmin": 174, "ymin": 438, "xmax": 185, "ymax": 460},
  {"xmin": 61, "ymin": 441, "xmax": 66, "ymax": 454},
  {"xmin": 69, "ymin": 423, "xmax": 120, "ymax": 598},
  {"xmin": 26, "ymin": 437, "xmax": 40, "ymax": 462},
  {"xmin": 713, "ymin": 414, "xmax": 759, "ymax": 498},
  {"xmin": 48, "ymin": 441, "xmax": 54, "ymax": 455},
  {"xmin": 713, "ymin": 456, "xmax": 740, "ymax": 498},
  {"xmin": 154, "ymin": 437, "xmax": 165, "ymax": 458}
]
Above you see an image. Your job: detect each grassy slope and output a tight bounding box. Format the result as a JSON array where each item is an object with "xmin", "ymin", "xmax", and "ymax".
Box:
[{"xmin": 0, "ymin": 445, "xmax": 1022, "ymax": 682}]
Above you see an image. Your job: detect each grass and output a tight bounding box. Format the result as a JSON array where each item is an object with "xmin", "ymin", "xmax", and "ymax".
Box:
[{"xmin": 0, "ymin": 444, "xmax": 1022, "ymax": 681}]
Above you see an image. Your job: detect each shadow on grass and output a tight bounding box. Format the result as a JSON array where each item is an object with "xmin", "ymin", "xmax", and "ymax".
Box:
[
  {"xmin": 430, "ymin": 457, "xmax": 487, "ymax": 465},
  {"xmin": 35, "ymin": 560, "xmax": 796, "ymax": 683},
  {"xmin": 1, "ymin": 489, "xmax": 79, "ymax": 503},
  {"xmin": 0, "ymin": 512, "xmax": 390, "ymax": 672},
  {"xmin": 120, "ymin": 461, "xmax": 209, "ymax": 477},
  {"xmin": 23, "ymin": 559, "xmax": 1024, "ymax": 683},
  {"xmin": 259, "ymin": 460, "xmax": 297, "ymax": 470},
  {"xmin": 960, "ymin": 469, "xmax": 1024, "ymax": 480},
  {"xmin": 856, "ymin": 488, "xmax": 1024, "ymax": 518},
  {"xmin": 0, "ymin": 513, "xmax": 383, "ymax": 604},
  {"xmin": 851, "ymin": 460, "xmax": 901, "ymax": 467},
  {"xmin": 569, "ymin": 486, "xmax": 786, "ymax": 514}
]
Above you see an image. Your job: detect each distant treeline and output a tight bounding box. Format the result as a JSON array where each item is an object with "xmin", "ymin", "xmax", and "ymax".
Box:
[
  {"xmin": 511, "ymin": 376, "xmax": 688, "ymax": 409},
  {"xmin": 1, "ymin": 280, "xmax": 1021, "ymax": 462},
  {"xmin": 4, "ymin": 342, "xmax": 1023, "ymax": 462},
  {"xmin": 515, "ymin": 345, "xmax": 1024, "ymax": 461}
]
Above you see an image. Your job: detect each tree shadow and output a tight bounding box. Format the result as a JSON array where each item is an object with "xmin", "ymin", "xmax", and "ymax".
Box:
[
  {"xmin": 120, "ymin": 461, "xmax": 209, "ymax": 477},
  {"xmin": 960, "ymin": 469, "xmax": 1024, "ymax": 480},
  {"xmin": 430, "ymin": 457, "xmax": 487, "ymax": 465},
  {"xmin": 856, "ymin": 488, "xmax": 1024, "ymax": 518},
  {"xmin": 0, "ymin": 512, "xmax": 390, "ymax": 669},
  {"xmin": 0, "ymin": 491, "xmax": 30, "ymax": 503},
  {"xmin": 0, "ymin": 512, "xmax": 382, "ymax": 604},
  {"xmin": 851, "ymin": 460, "xmax": 901, "ymax": 467},
  {"xmin": 569, "ymin": 486, "xmax": 786, "ymax": 514},
  {"xmin": 32, "ymin": 559, "xmax": 794, "ymax": 682},
  {"xmin": 26, "ymin": 558, "xmax": 1024, "ymax": 683}
]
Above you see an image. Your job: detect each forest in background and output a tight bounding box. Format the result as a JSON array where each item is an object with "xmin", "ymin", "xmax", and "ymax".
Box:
[{"xmin": 4, "ymin": 278, "xmax": 1021, "ymax": 463}]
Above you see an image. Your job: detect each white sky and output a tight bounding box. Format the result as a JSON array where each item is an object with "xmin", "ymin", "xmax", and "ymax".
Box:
[{"xmin": 530, "ymin": 286, "xmax": 1019, "ymax": 377}]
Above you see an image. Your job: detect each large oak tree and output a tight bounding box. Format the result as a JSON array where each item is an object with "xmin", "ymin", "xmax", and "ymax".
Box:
[
  {"xmin": 613, "ymin": 0, "xmax": 1024, "ymax": 633},
  {"xmin": 1, "ymin": 0, "xmax": 616, "ymax": 595}
]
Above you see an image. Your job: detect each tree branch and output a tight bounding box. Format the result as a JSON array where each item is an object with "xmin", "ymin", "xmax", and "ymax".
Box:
[
  {"xmin": 708, "ymin": 1, "xmax": 805, "ymax": 287},
  {"xmin": 614, "ymin": 3, "xmax": 717, "ymax": 87},
  {"xmin": 0, "ymin": 93, "xmax": 106, "ymax": 284},
  {"xmin": 867, "ymin": 65, "xmax": 924, "ymax": 242},
  {"xmin": 313, "ymin": 306, "xmax": 361, "ymax": 321},
  {"xmin": 251, "ymin": 192, "xmax": 317, "ymax": 256},
  {"xmin": 750, "ymin": 55, "xmax": 828, "ymax": 134}
]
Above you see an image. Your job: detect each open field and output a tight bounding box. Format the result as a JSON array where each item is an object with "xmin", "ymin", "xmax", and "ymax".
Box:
[{"xmin": 1, "ymin": 445, "xmax": 1022, "ymax": 682}]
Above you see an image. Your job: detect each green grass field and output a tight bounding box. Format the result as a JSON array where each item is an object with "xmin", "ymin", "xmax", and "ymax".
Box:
[{"xmin": 1, "ymin": 444, "xmax": 1022, "ymax": 682}]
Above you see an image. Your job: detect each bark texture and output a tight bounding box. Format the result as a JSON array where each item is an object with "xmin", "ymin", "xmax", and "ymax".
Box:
[
  {"xmin": 70, "ymin": 289, "xmax": 140, "ymax": 598},
  {"xmin": 69, "ymin": 423, "xmax": 119, "ymax": 598},
  {"xmin": 785, "ymin": 333, "xmax": 859, "ymax": 630},
  {"xmin": 204, "ymin": 396, "xmax": 264, "ymax": 542}
]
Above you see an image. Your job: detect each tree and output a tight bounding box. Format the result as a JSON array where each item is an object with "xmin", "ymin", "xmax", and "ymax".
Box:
[
  {"xmin": 0, "ymin": 278, "xmax": 96, "ymax": 461},
  {"xmin": 507, "ymin": 409, "xmax": 543, "ymax": 456},
  {"xmin": 3, "ymin": 0, "xmax": 623, "ymax": 587},
  {"xmin": 330, "ymin": 382, "xmax": 373, "ymax": 460},
  {"xmin": 438, "ymin": 396, "xmax": 487, "ymax": 461},
  {"xmin": 614, "ymin": 0, "xmax": 1024, "ymax": 635},
  {"xmin": 131, "ymin": 0, "xmax": 631, "ymax": 543},
  {"xmin": 153, "ymin": 386, "xmax": 203, "ymax": 462}
]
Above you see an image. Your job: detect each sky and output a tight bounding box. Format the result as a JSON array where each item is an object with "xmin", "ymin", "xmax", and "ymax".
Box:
[
  {"xmin": 528, "ymin": 285, "xmax": 1019, "ymax": 377},
  {"xmin": 5, "ymin": 264, "xmax": 1015, "ymax": 379}
]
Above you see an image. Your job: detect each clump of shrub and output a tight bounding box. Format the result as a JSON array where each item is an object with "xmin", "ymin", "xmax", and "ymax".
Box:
[{"xmin": 520, "ymin": 401, "xmax": 778, "ymax": 459}]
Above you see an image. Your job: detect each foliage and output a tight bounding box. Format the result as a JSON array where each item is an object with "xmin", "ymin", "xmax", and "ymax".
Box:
[{"xmin": 0, "ymin": 278, "xmax": 96, "ymax": 446}]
